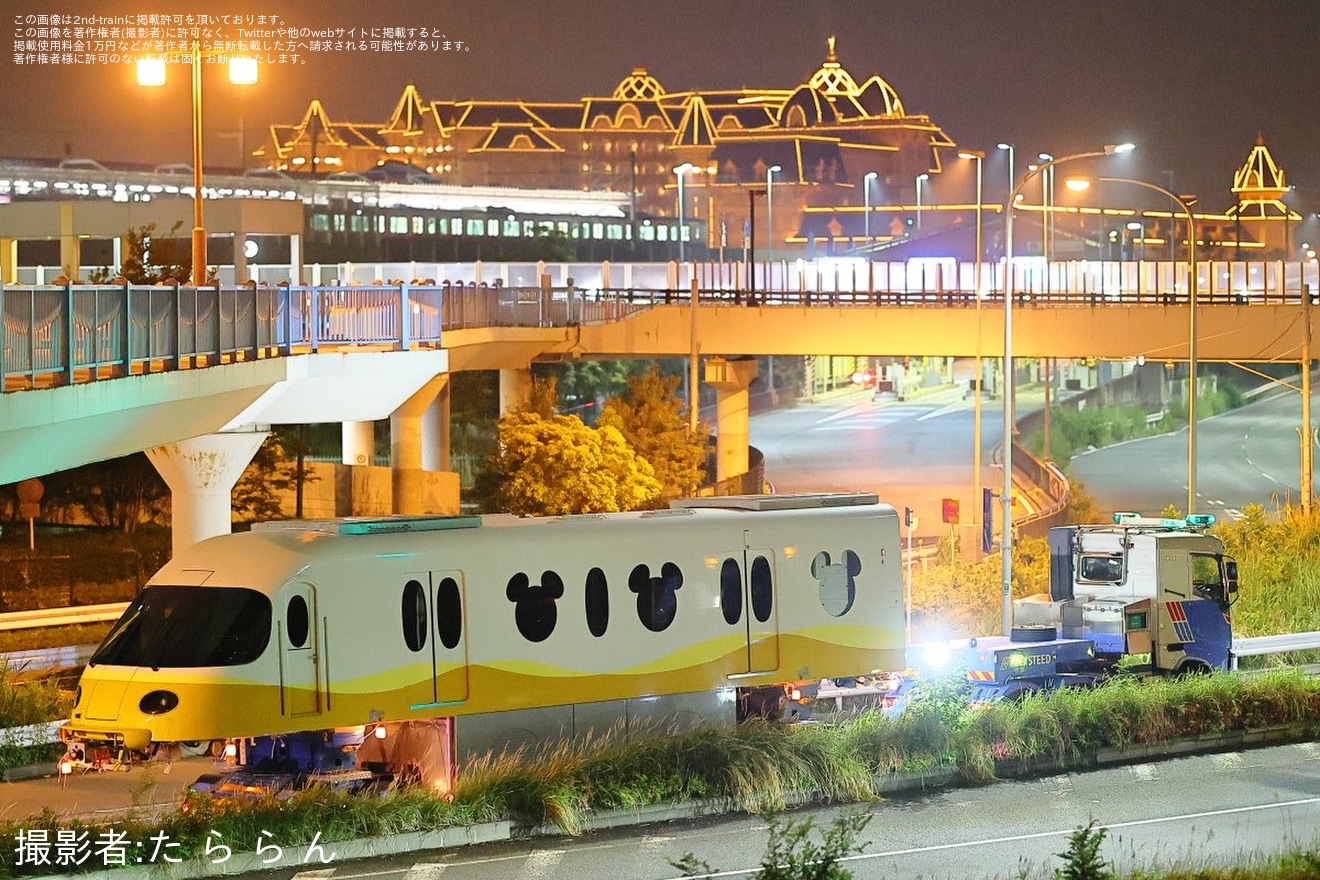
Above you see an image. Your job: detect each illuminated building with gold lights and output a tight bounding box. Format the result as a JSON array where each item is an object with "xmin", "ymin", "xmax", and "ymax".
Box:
[{"xmin": 259, "ymin": 37, "xmax": 957, "ymax": 256}]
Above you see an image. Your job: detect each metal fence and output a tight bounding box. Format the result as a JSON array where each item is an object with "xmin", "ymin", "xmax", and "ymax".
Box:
[{"xmin": 0, "ymin": 281, "xmax": 660, "ymax": 392}]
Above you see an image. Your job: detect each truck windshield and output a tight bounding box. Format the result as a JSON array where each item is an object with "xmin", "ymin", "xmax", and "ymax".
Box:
[{"xmin": 90, "ymin": 586, "xmax": 272, "ymax": 668}]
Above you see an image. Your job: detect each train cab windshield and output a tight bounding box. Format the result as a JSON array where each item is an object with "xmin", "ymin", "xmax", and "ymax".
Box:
[{"xmin": 90, "ymin": 586, "xmax": 272, "ymax": 668}]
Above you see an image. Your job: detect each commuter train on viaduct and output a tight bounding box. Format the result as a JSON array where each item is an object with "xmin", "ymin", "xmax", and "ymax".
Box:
[{"xmin": 62, "ymin": 494, "xmax": 902, "ymax": 776}]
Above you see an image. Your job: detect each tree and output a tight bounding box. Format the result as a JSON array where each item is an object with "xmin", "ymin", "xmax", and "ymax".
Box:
[
  {"xmin": 41, "ymin": 454, "xmax": 169, "ymax": 534},
  {"xmin": 88, "ymin": 222, "xmax": 190, "ymax": 284},
  {"xmin": 597, "ymin": 367, "xmax": 707, "ymax": 503},
  {"xmin": 233, "ymin": 429, "xmax": 306, "ymax": 522},
  {"xmin": 482, "ymin": 411, "xmax": 661, "ymax": 515}
]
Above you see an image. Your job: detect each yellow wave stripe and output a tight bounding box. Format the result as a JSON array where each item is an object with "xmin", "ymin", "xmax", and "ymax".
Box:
[{"xmin": 67, "ymin": 632, "xmax": 906, "ymax": 749}]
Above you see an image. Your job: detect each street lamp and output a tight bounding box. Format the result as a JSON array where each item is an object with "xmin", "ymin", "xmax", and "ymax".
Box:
[
  {"xmin": 766, "ymin": 164, "xmax": 782, "ymax": 265},
  {"xmin": 958, "ymin": 149, "xmax": 985, "ymax": 538},
  {"xmin": 864, "ymin": 171, "xmax": 878, "ymax": 245},
  {"xmin": 1065, "ymin": 174, "xmax": 1199, "ymax": 515},
  {"xmin": 915, "ymin": 173, "xmax": 930, "ymax": 230},
  {"xmin": 138, "ymin": 43, "xmax": 257, "ymax": 286},
  {"xmin": 673, "ymin": 162, "xmax": 695, "ymax": 262},
  {"xmin": 1000, "ymin": 142, "xmax": 1134, "ymax": 635},
  {"xmin": 1038, "ymin": 153, "xmax": 1055, "ymax": 265}
]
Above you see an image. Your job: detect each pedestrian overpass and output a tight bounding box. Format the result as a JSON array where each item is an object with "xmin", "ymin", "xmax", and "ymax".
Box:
[{"xmin": 2, "ymin": 261, "xmax": 1316, "ymax": 551}]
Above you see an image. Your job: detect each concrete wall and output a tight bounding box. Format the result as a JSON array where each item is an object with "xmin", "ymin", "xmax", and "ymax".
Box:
[{"xmin": 272, "ymin": 461, "xmax": 460, "ymax": 519}]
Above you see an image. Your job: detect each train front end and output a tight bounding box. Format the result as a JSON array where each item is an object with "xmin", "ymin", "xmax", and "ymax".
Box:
[{"xmin": 61, "ymin": 533, "xmax": 296, "ymax": 764}]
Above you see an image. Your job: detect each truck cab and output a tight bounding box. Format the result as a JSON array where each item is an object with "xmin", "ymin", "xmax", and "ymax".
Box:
[{"xmin": 1013, "ymin": 513, "xmax": 1237, "ymax": 672}]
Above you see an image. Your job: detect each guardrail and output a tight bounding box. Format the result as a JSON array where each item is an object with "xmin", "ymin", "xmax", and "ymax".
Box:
[
  {"xmin": 1230, "ymin": 631, "xmax": 1320, "ymax": 669},
  {"xmin": 0, "ymin": 602, "xmax": 128, "ymax": 633}
]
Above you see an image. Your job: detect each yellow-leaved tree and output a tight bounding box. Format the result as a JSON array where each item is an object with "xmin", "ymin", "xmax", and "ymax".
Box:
[
  {"xmin": 479, "ymin": 376, "xmax": 662, "ymax": 515},
  {"xmin": 597, "ymin": 367, "xmax": 707, "ymax": 505}
]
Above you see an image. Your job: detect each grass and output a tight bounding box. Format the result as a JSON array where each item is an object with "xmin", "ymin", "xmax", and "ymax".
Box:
[{"xmin": 1, "ymin": 672, "xmax": 1320, "ymax": 876}]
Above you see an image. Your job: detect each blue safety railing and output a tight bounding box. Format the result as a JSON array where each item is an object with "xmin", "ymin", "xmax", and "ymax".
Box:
[{"xmin": 0, "ymin": 281, "xmax": 658, "ymax": 392}]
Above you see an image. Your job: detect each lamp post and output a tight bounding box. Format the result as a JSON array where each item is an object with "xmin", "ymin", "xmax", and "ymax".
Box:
[
  {"xmin": 864, "ymin": 171, "xmax": 878, "ymax": 245},
  {"xmin": 766, "ymin": 164, "xmax": 782, "ymax": 274},
  {"xmin": 915, "ymin": 173, "xmax": 930, "ymax": 230},
  {"xmin": 137, "ymin": 43, "xmax": 257, "ymax": 286},
  {"xmin": 1067, "ymin": 174, "xmax": 1199, "ymax": 515},
  {"xmin": 958, "ymin": 150, "xmax": 985, "ymax": 539},
  {"xmin": 1000, "ymin": 143, "xmax": 1134, "ymax": 635},
  {"xmin": 673, "ymin": 162, "xmax": 695, "ymax": 263}
]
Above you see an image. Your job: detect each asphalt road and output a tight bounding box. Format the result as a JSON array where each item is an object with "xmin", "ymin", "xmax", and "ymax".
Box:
[
  {"xmin": 1069, "ymin": 389, "xmax": 1312, "ymax": 518},
  {"xmin": 199, "ymin": 742, "xmax": 1320, "ymax": 880},
  {"xmin": 751, "ymin": 381, "xmax": 1313, "ymax": 528},
  {"xmin": 750, "ymin": 385, "xmax": 993, "ymax": 543}
]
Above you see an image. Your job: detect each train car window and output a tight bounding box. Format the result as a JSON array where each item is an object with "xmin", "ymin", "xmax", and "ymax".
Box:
[
  {"xmin": 585, "ymin": 568, "xmax": 610, "ymax": 637},
  {"xmin": 813, "ymin": 550, "xmax": 862, "ymax": 617},
  {"xmin": 507, "ymin": 571, "xmax": 563, "ymax": 643},
  {"xmin": 89, "ymin": 586, "xmax": 271, "ymax": 668},
  {"xmin": 750, "ymin": 556, "xmax": 774, "ymax": 623},
  {"xmin": 436, "ymin": 577, "xmax": 463, "ymax": 650},
  {"xmin": 286, "ymin": 595, "xmax": 309, "ymax": 649},
  {"xmin": 630, "ymin": 562, "xmax": 683, "ymax": 632},
  {"xmin": 402, "ymin": 579, "xmax": 428, "ymax": 652},
  {"xmin": 719, "ymin": 559, "xmax": 743, "ymax": 625}
]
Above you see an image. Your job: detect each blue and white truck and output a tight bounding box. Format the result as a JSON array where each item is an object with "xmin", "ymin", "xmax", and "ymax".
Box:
[{"xmin": 813, "ymin": 513, "xmax": 1240, "ymax": 712}]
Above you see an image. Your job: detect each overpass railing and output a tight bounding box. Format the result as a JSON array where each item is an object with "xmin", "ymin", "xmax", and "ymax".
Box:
[
  {"xmin": 3, "ymin": 259, "xmax": 1318, "ymax": 391},
  {"xmin": 0, "ymin": 280, "xmax": 652, "ymax": 392}
]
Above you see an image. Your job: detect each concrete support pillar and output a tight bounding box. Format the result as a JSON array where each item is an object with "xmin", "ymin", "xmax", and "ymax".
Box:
[
  {"xmin": 499, "ymin": 367, "xmax": 533, "ymax": 415},
  {"xmin": 422, "ymin": 375, "xmax": 451, "ymax": 471},
  {"xmin": 391, "ymin": 374, "xmax": 450, "ymax": 515},
  {"xmin": 342, "ymin": 421, "xmax": 374, "ymax": 466},
  {"xmin": 147, "ymin": 432, "xmax": 268, "ymax": 558},
  {"xmin": 0, "ymin": 237, "xmax": 16, "ymax": 284},
  {"xmin": 704, "ymin": 357, "xmax": 759, "ymax": 483},
  {"xmin": 59, "ymin": 203, "xmax": 80, "ymax": 279},
  {"xmin": 290, "ymin": 233, "xmax": 303, "ymax": 285}
]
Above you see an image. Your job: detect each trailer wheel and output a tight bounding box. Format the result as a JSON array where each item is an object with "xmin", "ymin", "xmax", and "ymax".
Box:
[{"xmin": 1009, "ymin": 625, "xmax": 1055, "ymax": 643}]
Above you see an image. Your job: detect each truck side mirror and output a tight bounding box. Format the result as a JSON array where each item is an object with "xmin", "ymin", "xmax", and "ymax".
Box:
[{"xmin": 1224, "ymin": 559, "xmax": 1239, "ymax": 598}]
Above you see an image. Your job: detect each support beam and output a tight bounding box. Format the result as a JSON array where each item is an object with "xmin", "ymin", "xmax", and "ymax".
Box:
[
  {"xmin": 704, "ymin": 356, "xmax": 759, "ymax": 482},
  {"xmin": 422, "ymin": 375, "xmax": 451, "ymax": 472},
  {"xmin": 0, "ymin": 238, "xmax": 16, "ymax": 284},
  {"xmin": 342, "ymin": 421, "xmax": 375, "ymax": 466},
  {"xmin": 390, "ymin": 374, "xmax": 452, "ymax": 515},
  {"xmin": 499, "ymin": 367, "xmax": 533, "ymax": 415},
  {"xmin": 147, "ymin": 432, "xmax": 267, "ymax": 558}
]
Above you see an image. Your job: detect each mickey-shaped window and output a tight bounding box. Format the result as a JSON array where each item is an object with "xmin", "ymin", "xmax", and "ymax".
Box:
[
  {"xmin": 585, "ymin": 568, "xmax": 609, "ymax": 637},
  {"xmin": 507, "ymin": 570, "xmax": 564, "ymax": 643},
  {"xmin": 719, "ymin": 558, "xmax": 742, "ymax": 625},
  {"xmin": 813, "ymin": 550, "xmax": 862, "ymax": 617},
  {"xmin": 402, "ymin": 579, "xmax": 427, "ymax": 652},
  {"xmin": 435, "ymin": 576, "xmax": 463, "ymax": 650},
  {"xmin": 629, "ymin": 562, "xmax": 683, "ymax": 632}
]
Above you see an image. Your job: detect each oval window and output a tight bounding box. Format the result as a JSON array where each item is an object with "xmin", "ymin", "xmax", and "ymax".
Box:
[
  {"xmin": 751, "ymin": 556, "xmax": 774, "ymax": 623},
  {"xmin": 585, "ymin": 568, "xmax": 609, "ymax": 637},
  {"xmin": 286, "ymin": 595, "xmax": 309, "ymax": 648},
  {"xmin": 720, "ymin": 558, "xmax": 742, "ymax": 625},
  {"xmin": 436, "ymin": 577, "xmax": 463, "ymax": 650},
  {"xmin": 402, "ymin": 579, "xmax": 428, "ymax": 652}
]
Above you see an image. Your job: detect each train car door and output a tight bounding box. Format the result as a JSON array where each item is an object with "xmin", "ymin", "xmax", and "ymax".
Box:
[
  {"xmin": 401, "ymin": 571, "xmax": 469, "ymax": 710},
  {"xmin": 721, "ymin": 540, "xmax": 780, "ymax": 675},
  {"xmin": 281, "ymin": 583, "xmax": 321, "ymax": 717}
]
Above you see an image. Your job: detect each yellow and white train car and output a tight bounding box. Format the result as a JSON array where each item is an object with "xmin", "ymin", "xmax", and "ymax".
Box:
[{"xmin": 63, "ymin": 494, "xmax": 903, "ymax": 759}]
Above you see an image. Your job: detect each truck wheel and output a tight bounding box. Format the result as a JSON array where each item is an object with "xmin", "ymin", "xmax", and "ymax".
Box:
[{"xmin": 1010, "ymin": 625, "xmax": 1056, "ymax": 643}]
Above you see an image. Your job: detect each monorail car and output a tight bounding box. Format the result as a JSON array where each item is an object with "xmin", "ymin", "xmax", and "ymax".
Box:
[{"xmin": 62, "ymin": 494, "xmax": 902, "ymax": 758}]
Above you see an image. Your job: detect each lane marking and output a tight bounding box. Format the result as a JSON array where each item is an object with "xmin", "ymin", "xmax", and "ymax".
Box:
[{"xmin": 653, "ymin": 796, "xmax": 1320, "ymax": 880}]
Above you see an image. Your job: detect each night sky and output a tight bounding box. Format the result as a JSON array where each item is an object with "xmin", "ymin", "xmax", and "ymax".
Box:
[{"xmin": 5, "ymin": 0, "xmax": 1318, "ymax": 215}]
